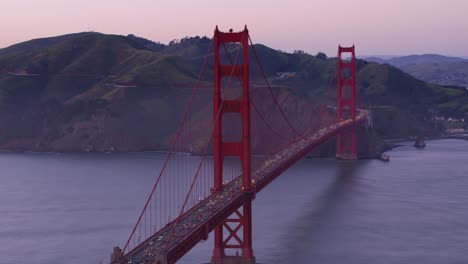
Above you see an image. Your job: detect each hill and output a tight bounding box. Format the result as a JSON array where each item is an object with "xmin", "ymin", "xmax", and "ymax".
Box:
[
  {"xmin": 365, "ymin": 54, "xmax": 468, "ymax": 67},
  {"xmin": 0, "ymin": 33, "xmax": 466, "ymax": 155},
  {"xmin": 365, "ymin": 54, "xmax": 468, "ymax": 87}
]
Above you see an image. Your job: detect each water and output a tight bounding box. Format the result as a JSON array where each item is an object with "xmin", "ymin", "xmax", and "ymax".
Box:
[{"xmin": 0, "ymin": 139, "xmax": 467, "ymax": 264}]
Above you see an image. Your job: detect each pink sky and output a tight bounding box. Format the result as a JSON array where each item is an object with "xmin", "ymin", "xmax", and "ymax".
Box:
[{"xmin": 1, "ymin": 0, "xmax": 467, "ymax": 56}]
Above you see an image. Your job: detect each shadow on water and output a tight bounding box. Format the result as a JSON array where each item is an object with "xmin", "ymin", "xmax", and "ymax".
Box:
[{"xmin": 275, "ymin": 160, "xmax": 368, "ymax": 263}]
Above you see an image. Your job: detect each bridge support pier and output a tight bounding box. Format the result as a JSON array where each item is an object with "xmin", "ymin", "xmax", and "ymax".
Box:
[
  {"xmin": 211, "ymin": 200, "xmax": 256, "ymax": 264},
  {"xmin": 337, "ymin": 126, "xmax": 357, "ymax": 160},
  {"xmin": 212, "ymin": 256, "xmax": 256, "ymax": 264},
  {"xmin": 336, "ymin": 45, "xmax": 358, "ymax": 160},
  {"xmin": 211, "ymin": 26, "xmax": 256, "ymax": 264}
]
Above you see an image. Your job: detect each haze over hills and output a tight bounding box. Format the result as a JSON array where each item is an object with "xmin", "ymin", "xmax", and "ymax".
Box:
[
  {"xmin": 365, "ymin": 54, "xmax": 468, "ymax": 87},
  {"xmin": 364, "ymin": 54, "xmax": 468, "ymax": 66},
  {"xmin": 0, "ymin": 32, "xmax": 466, "ymax": 154}
]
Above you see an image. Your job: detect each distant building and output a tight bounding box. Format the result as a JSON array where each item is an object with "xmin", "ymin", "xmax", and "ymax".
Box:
[
  {"xmin": 447, "ymin": 117, "xmax": 463, "ymax": 122},
  {"xmin": 275, "ymin": 72, "xmax": 296, "ymax": 80},
  {"xmin": 446, "ymin": 128, "xmax": 465, "ymax": 134}
]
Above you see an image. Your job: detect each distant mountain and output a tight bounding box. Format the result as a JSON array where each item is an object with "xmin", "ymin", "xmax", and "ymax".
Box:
[
  {"xmin": 366, "ymin": 54, "xmax": 468, "ymax": 67},
  {"xmin": 365, "ymin": 54, "xmax": 468, "ymax": 87},
  {"xmin": 360, "ymin": 55, "xmax": 396, "ymax": 61},
  {"xmin": 362, "ymin": 56, "xmax": 387, "ymax": 64},
  {"xmin": 400, "ymin": 61, "xmax": 468, "ymax": 87},
  {"xmin": 0, "ymin": 33, "xmax": 466, "ymax": 154}
]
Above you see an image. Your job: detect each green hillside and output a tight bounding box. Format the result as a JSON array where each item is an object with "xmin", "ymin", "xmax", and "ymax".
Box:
[{"xmin": 0, "ymin": 33, "xmax": 466, "ymax": 154}]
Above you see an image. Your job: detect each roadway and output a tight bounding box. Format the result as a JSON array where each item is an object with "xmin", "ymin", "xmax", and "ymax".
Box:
[{"xmin": 121, "ymin": 113, "xmax": 367, "ymax": 264}]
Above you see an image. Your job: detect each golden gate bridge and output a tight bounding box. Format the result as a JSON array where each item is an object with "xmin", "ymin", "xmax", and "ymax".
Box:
[{"xmin": 111, "ymin": 26, "xmax": 369, "ymax": 264}]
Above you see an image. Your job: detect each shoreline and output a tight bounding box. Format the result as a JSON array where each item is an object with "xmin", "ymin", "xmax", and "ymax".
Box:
[
  {"xmin": 383, "ymin": 134, "xmax": 468, "ymax": 152},
  {"xmin": 0, "ymin": 136, "xmax": 465, "ymax": 159},
  {"xmin": 384, "ymin": 133, "xmax": 468, "ymax": 144}
]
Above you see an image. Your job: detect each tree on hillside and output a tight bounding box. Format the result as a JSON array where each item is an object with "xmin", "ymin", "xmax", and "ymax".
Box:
[
  {"xmin": 316, "ymin": 52, "xmax": 327, "ymax": 60},
  {"xmin": 294, "ymin": 50, "xmax": 305, "ymax": 55}
]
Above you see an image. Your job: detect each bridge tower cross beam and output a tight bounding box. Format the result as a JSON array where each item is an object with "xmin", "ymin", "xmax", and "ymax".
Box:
[
  {"xmin": 336, "ymin": 45, "xmax": 358, "ymax": 160},
  {"xmin": 212, "ymin": 26, "xmax": 255, "ymax": 264}
]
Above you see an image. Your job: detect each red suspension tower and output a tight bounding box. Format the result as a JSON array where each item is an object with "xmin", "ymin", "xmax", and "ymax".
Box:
[
  {"xmin": 212, "ymin": 26, "xmax": 255, "ymax": 264},
  {"xmin": 336, "ymin": 45, "xmax": 358, "ymax": 160}
]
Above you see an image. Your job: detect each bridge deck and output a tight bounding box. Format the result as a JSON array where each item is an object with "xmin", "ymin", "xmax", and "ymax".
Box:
[{"xmin": 122, "ymin": 114, "xmax": 366, "ymax": 264}]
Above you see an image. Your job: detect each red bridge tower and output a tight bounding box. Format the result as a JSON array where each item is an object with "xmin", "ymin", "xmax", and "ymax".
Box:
[
  {"xmin": 336, "ymin": 45, "xmax": 358, "ymax": 160},
  {"xmin": 212, "ymin": 26, "xmax": 255, "ymax": 264}
]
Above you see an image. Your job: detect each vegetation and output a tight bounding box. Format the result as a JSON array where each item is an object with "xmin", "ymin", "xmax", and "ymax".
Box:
[
  {"xmin": 0, "ymin": 32, "xmax": 466, "ymax": 154},
  {"xmin": 366, "ymin": 54, "xmax": 468, "ymax": 88}
]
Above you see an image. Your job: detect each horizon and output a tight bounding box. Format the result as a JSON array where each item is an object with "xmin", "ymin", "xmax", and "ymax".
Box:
[
  {"xmin": 1, "ymin": 0, "xmax": 468, "ymax": 57},
  {"xmin": 1, "ymin": 30, "xmax": 468, "ymax": 59}
]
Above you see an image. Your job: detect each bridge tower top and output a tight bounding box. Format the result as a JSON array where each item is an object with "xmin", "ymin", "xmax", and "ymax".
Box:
[{"xmin": 337, "ymin": 45, "xmax": 357, "ymax": 122}]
